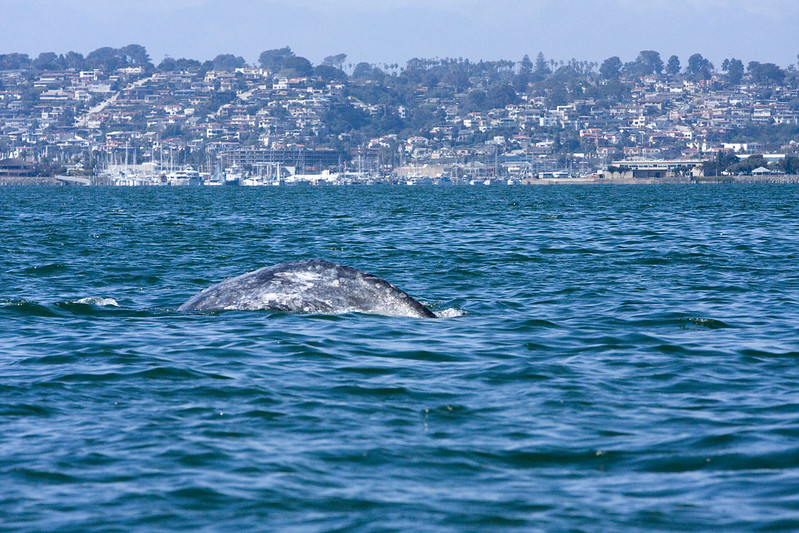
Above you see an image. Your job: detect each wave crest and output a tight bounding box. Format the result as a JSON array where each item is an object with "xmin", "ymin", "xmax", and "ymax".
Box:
[{"xmin": 74, "ymin": 297, "xmax": 119, "ymax": 307}]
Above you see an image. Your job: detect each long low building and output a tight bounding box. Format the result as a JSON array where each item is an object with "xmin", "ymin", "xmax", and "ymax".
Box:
[
  {"xmin": 0, "ymin": 157, "xmax": 37, "ymax": 178},
  {"xmin": 217, "ymin": 147, "xmax": 347, "ymax": 169},
  {"xmin": 604, "ymin": 159, "xmax": 708, "ymax": 179}
]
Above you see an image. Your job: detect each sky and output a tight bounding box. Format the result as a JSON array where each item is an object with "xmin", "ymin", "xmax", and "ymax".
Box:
[{"xmin": 1, "ymin": 0, "xmax": 797, "ymax": 69}]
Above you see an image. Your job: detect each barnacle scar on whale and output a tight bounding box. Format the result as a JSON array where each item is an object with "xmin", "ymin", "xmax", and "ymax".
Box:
[{"xmin": 178, "ymin": 259, "xmax": 436, "ymax": 318}]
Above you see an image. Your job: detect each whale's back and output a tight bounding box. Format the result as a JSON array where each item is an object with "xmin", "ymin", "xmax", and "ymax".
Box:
[{"xmin": 178, "ymin": 260, "xmax": 435, "ymax": 318}]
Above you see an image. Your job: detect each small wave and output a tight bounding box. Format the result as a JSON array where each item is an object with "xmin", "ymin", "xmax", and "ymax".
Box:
[
  {"xmin": 50, "ymin": 366, "xmax": 213, "ymax": 384},
  {"xmin": 516, "ymin": 318, "xmax": 562, "ymax": 329},
  {"xmin": 23, "ymin": 263, "xmax": 67, "ymax": 275},
  {"xmin": 0, "ymin": 403, "xmax": 54, "ymax": 417},
  {"xmin": 620, "ymin": 315, "xmax": 734, "ymax": 330},
  {"xmin": 682, "ymin": 317, "xmax": 732, "ymax": 330},
  {"xmin": 0, "ymin": 299, "xmax": 65, "ymax": 317},
  {"xmin": 332, "ymin": 384, "xmax": 412, "ymax": 397},
  {"xmin": 74, "ymin": 297, "xmax": 119, "ymax": 307}
]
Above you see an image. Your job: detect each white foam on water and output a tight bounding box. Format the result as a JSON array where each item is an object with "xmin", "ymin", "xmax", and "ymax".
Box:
[
  {"xmin": 435, "ymin": 307, "xmax": 466, "ymax": 318},
  {"xmin": 75, "ymin": 297, "xmax": 119, "ymax": 307}
]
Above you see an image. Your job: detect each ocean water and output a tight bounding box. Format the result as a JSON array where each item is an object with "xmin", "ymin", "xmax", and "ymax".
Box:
[{"xmin": 2, "ymin": 184, "xmax": 799, "ymax": 531}]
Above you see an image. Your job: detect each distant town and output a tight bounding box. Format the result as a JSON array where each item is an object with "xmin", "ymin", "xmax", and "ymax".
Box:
[{"xmin": 1, "ymin": 45, "xmax": 799, "ymax": 185}]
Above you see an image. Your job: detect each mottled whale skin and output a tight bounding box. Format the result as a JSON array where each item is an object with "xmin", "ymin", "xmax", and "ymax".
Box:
[{"xmin": 178, "ymin": 260, "xmax": 436, "ymax": 318}]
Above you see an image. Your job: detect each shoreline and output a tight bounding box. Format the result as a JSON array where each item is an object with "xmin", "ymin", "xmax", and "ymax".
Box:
[
  {"xmin": 1, "ymin": 175, "xmax": 798, "ymax": 187},
  {"xmin": 529, "ymin": 175, "xmax": 799, "ymax": 185}
]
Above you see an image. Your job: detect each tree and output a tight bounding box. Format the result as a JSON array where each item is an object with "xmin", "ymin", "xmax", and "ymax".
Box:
[
  {"xmin": 87, "ymin": 47, "xmax": 122, "ymax": 70},
  {"xmin": 666, "ymin": 55, "xmax": 681, "ymax": 75},
  {"xmin": 352, "ymin": 62, "xmax": 374, "ymax": 79},
  {"xmin": 313, "ymin": 64, "xmax": 347, "ymax": 82},
  {"xmin": 86, "ymin": 45, "xmax": 152, "ymax": 71},
  {"xmin": 534, "ymin": 52, "xmax": 551, "ymax": 77},
  {"xmin": 324, "ymin": 99, "xmax": 369, "ymax": 134},
  {"xmin": 322, "ymin": 53, "xmax": 347, "ymax": 70},
  {"xmin": 63, "ymin": 51, "xmax": 86, "ymax": 70},
  {"xmin": 58, "ymin": 108, "xmax": 75, "ymax": 127},
  {"xmin": 0, "ymin": 53, "xmax": 31, "ymax": 70},
  {"xmin": 370, "ymin": 66, "xmax": 386, "ymax": 83},
  {"xmin": 631, "ymin": 50, "xmax": 664, "ymax": 76},
  {"xmin": 466, "ymin": 89, "xmax": 487, "ymax": 110},
  {"xmin": 281, "ymin": 55, "xmax": 313, "ymax": 76},
  {"xmin": 212, "ymin": 54, "xmax": 246, "ymax": 71},
  {"xmin": 748, "ymin": 61, "xmax": 785, "ymax": 84},
  {"xmin": 161, "ymin": 123, "xmax": 184, "ymax": 139},
  {"xmin": 599, "ymin": 56, "xmax": 623, "ymax": 79},
  {"xmin": 485, "ymin": 82, "xmax": 519, "ymax": 109},
  {"xmin": 259, "ymin": 47, "xmax": 294, "ymax": 71},
  {"xmin": 780, "ymin": 156, "xmax": 799, "ymax": 174},
  {"xmin": 726, "ymin": 58, "xmax": 744, "ymax": 85},
  {"xmin": 686, "ymin": 53, "xmax": 713, "ymax": 81},
  {"xmin": 774, "ymin": 156, "xmax": 799, "ymax": 175},
  {"xmin": 33, "ymin": 52, "xmax": 60, "ymax": 71},
  {"xmin": 119, "ymin": 44, "xmax": 153, "ymax": 69},
  {"xmin": 514, "ymin": 54, "xmax": 533, "ymax": 91},
  {"xmin": 520, "ymin": 54, "xmax": 533, "ymax": 76},
  {"xmin": 159, "ymin": 57, "xmax": 202, "ymax": 71},
  {"xmin": 728, "ymin": 154, "xmax": 768, "ymax": 175},
  {"xmin": 545, "ymin": 85, "xmax": 569, "ymax": 108},
  {"xmin": 703, "ymin": 150, "xmax": 741, "ymax": 175}
]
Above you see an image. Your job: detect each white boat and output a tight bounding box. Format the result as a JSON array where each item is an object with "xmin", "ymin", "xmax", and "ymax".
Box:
[{"xmin": 166, "ymin": 167, "xmax": 201, "ymax": 186}]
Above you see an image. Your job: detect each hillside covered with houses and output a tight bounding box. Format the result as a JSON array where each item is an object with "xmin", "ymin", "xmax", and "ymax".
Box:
[{"xmin": 1, "ymin": 45, "xmax": 799, "ymax": 185}]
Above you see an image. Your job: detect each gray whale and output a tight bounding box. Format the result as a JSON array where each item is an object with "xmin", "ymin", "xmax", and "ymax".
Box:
[{"xmin": 178, "ymin": 259, "xmax": 436, "ymax": 318}]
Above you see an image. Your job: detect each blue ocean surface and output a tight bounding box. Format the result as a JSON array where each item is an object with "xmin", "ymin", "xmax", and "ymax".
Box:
[{"xmin": 2, "ymin": 184, "xmax": 799, "ymax": 531}]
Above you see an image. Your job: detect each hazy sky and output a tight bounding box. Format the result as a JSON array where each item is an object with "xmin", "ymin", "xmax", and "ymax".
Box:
[{"xmin": 2, "ymin": 0, "xmax": 797, "ymax": 68}]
